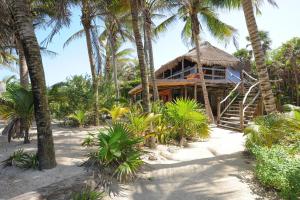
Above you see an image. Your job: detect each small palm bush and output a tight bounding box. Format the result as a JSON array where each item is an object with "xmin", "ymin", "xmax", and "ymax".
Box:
[
  {"xmin": 164, "ymin": 98, "xmax": 210, "ymax": 145},
  {"xmin": 103, "ymin": 105, "xmax": 130, "ymax": 122},
  {"xmin": 244, "ymin": 111, "xmax": 300, "ymax": 149},
  {"xmin": 84, "ymin": 123, "xmax": 144, "ymax": 182},
  {"xmin": 72, "ymin": 188, "xmax": 104, "ymax": 200},
  {"xmin": 68, "ymin": 110, "xmax": 88, "ymax": 127},
  {"xmin": 1, "ymin": 149, "xmax": 38, "ymax": 169},
  {"xmin": 0, "ymin": 83, "xmax": 34, "ymax": 143}
]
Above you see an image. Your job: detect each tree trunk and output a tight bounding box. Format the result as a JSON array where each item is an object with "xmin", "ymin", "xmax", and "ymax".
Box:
[
  {"xmin": 16, "ymin": 37, "xmax": 29, "ymax": 88},
  {"xmin": 130, "ymin": 0, "xmax": 151, "ymax": 113},
  {"xmin": 145, "ymin": 11, "xmax": 159, "ymax": 101},
  {"xmin": 242, "ymin": 0, "xmax": 276, "ymax": 113},
  {"xmin": 191, "ymin": 13, "xmax": 214, "ymax": 122},
  {"xmin": 82, "ymin": 6, "xmax": 99, "ymax": 126},
  {"xmin": 10, "ymin": 0, "xmax": 56, "ymax": 169},
  {"xmin": 110, "ymin": 34, "xmax": 120, "ymax": 100}
]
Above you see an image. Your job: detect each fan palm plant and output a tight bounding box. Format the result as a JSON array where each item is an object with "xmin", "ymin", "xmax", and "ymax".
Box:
[
  {"xmin": 0, "ymin": 84, "xmax": 34, "ymax": 143},
  {"xmin": 165, "ymin": 98, "xmax": 210, "ymax": 146}
]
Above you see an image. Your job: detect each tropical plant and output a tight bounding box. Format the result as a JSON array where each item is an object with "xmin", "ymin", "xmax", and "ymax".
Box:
[
  {"xmin": 72, "ymin": 187, "xmax": 104, "ymax": 200},
  {"xmin": 0, "ymin": 83, "xmax": 34, "ymax": 143},
  {"xmin": 82, "ymin": 133, "xmax": 97, "ymax": 147},
  {"xmin": 164, "ymin": 98, "xmax": 210, "ymax": 146},
  {"xmin": 103, "ymin": 105, "xmax": 130, "ymax": 122},
  {"xmin": 1, "ymin": 149, "xmax": 38, "ymax": 169},
  {"xmin": 127, "ymin": 112, "xmax": 161, "ymax": 136},
  {"xmin": 68, "ymin": 110, "xmax": 88, "ymax": 127},
  {"xmin": 244, "ymin": 110, "xmax": 300, "ymax": 149},
  {"xmin": 84, "ymin": 123, "xmax": 144, "ymax": 182},
  {"xmin": 250, "ymin": 145, "xmax": 300, "ymax": 199}
]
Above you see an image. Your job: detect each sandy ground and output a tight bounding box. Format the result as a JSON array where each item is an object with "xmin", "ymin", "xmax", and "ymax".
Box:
[
  {"xmin": 0, "ymin": 121, "xmax": 276, "ymax": 200},
  {"xmin": 0, "ymin": 121, "xmax": 101, "ymax": 199}
]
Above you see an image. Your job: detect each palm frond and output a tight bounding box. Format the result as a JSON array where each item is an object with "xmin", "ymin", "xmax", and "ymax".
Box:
[{"xmin": 63, "ymin": 29, "xmax": 85, "ymax": 48}]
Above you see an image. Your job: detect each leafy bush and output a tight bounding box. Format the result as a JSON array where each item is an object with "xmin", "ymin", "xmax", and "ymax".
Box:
[
  {"xmin": 1, "ymin": 149, "xmax": 38, "ymax": 169},
  {"xmin": 84, "ymin": 123, "xmax": 144, "ymax": 182},
  {"xmin": 251, "ymin": 145, "xmax": 300, "ymax": 199},
  {"xmin": 72, "ymin": 188, "xmax": 104, "ymax": 200},
  {"xmin": 164, "ymin": 98, "xmax": 210, "ymax": 145},
  {"xmin": 68, "ymin": 110, "xmax": 88, "ymax": 127},
  {"xmin": 245, "ymin": 111, "xmax": 300, "ymax": 149},
  {"xmin": 102, "ymin": 105, "xmax": 129, "ymax": 123}
]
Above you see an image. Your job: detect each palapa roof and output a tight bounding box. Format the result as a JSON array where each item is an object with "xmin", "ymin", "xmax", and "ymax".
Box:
[{"xmin": 155, "ymin": 41, "xmax": 240, "ymax": 76}]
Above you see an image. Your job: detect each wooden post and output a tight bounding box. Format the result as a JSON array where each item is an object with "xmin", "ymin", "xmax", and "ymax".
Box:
[
  {"xmin": 194, "ymin": 83, "xmax": 197, "ymax": 100},
  {"xmin": 240, "ymin": 70, "xmax": 245, "ymax": 94},
  {"xmin": 184, "ymin": 86, "xmax": 187, "ymax": 99},
  {"xmin": 239, "ymin": 101, "xmax": 244, "ymax": 131},
  {"xmin": 181, "ymin": 58, "xmax": 184, "ymax": 78},
  {"xmin": 217, "ymin": 97, "xmax": 221, "ymax": 125}
]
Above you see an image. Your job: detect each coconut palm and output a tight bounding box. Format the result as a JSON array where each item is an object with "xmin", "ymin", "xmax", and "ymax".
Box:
[
  {"xmin": 141, "ymin": 0, "xmax": 177, "ymax": 101},
  {"xmin": 166, "ymin": 0, "xmax": 237, "ymax": 122},
  {"xmin": 6, "ymin": 0, "xmax": 56, "ymax": 169},
  {"xmin": 0, "ymin": 84, "xmax": 33, "ymax": 143},
  {"xmin": 210, "ymin": 0, "xmax": 277, "ymax": 113},
  {"xmin": 63, "ymin": 0, "xmax": 104, "ymax": 126},
  {"xmin": 129, "ymin": 0, "xmax": 151, "ymax": 113}
]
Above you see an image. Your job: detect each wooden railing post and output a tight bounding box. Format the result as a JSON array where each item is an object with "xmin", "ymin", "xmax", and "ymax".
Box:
[
  {"xmin": 239, "ymin": 101, "xmax": 244, "ymax": 131},
  {"xmin": 241, "ymin": 70, "xmax": 245, "ymax": 94},
  {"xmin": 217, "ymin": 97, "xmax": 221, "ymax": 125}
]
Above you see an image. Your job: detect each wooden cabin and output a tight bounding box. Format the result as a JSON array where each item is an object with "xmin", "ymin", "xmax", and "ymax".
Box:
[{"xmin": 129, "ymin": 42, "xmax": 242, "ymax": 115}]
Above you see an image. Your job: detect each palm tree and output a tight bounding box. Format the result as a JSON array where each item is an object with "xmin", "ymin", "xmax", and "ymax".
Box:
[
  {"xmin": 241, "ymin": 0, "xmax": 277, "ymax": 113},
  {"xmin": 129, "ymin": 0, "xmax": 151, "ymax": 112},
  {"xmin": 168, "ymin": 0, "xmax": 237, "ymax": 122},
  {"xmin": 0, "ymin": 84, "xmax": 33, "ymax": 144},
  {"xmin": 63, "ymin": 0, "xmax": 103, "ymax": 126},
  {"xmin": 246, "ymin": 30, "xmax": 272, "ymax": 56},
  {"xmin": 142, "ymin": 0, "xmax": 177, "ymax": 101},
  {"xmin": 9, "ymin": 0, "xmax": 56, "ymax": 169},
  {"xmin": 210, "ymin": 0, "xmax": 278, "ymax": 113}
]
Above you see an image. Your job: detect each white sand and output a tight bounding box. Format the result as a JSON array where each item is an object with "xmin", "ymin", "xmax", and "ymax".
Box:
[
  {"xmin": 0, "ymin": 121, "xmax": 100, "ymax": 199},
  {"xmin": 0, "ymin": 121, "xmax": 274, "ymax": 200}
]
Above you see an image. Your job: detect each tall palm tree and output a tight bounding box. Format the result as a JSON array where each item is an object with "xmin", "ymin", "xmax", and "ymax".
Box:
[
  {"xmin": 129, "ymin": 0, "xmax": 151, "ymax": 112},
  {"xmin": 210, "ymin": 0, "xmax": 278, "ymax": 113},
  {"xmin": 63, "ymin": 0, "xmax": 104, "ymax": 126},
  {"xmin": 241, "ymin": 0, "xmax": 277, "ymax": 113},
  {"xmin": 167, "ymin": 0, "xmax": 237, "ymax": 122},
  {"xmin": 9, "ymin": 0, "xmax": 56, "ymax": 169},
  {"xmin": 142, "ymin": 0, "xmax": 176, "ymax": 101}
]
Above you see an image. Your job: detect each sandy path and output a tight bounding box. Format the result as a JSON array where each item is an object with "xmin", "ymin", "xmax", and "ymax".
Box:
[
  {"xmin": 0, "ymin": 122, "xmax": 270, "ymax": 200},
  {"xmin": 111, "ymin": 127, "xmax": 261, "ymax": 200}
]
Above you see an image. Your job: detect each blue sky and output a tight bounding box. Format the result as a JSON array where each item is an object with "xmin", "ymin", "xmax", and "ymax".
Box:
[{"xmin": 1, "ymin": 0, "xmax": 300, "ymax": 86}]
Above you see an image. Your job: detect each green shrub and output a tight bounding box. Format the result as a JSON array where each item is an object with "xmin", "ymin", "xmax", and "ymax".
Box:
[
  {"xmin": 251, "ymin": 145, "xmax": 300, "ymax": 199},
  {"xmin": 1, "ymin": 149, "xmax": 38, "ymax": 169},
  {"xmin": 164, "ymin": 98, "xmax": 210, "ymax": 145},
  {"xmin": 84, "ymin": 123, "xmax": 144, "ymax": 182},
  {"xmin": 245, "ymin": 112, "xmax": 300, "ymax": 149},
  {"xmin": 68, "ymin": 110, "xmax": 88, "ymax": 127},
  {"xmin": 72, "ymin": 188, "xmax": 104, "ymax": 200}
]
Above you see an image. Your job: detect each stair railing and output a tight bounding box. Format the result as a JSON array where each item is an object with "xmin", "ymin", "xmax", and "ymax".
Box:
[
  {"xmin": 217, "ymin": 82, "xmax": 241, "ymax": 124},
  {"xmin": 239, "ymin": 81, "xmax": 261, "ymax": 130}
]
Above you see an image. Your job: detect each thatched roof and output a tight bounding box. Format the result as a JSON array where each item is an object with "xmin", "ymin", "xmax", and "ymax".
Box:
[{"xmin": 155, "ymin": 42, "xmax": 240, "ymax": 76}]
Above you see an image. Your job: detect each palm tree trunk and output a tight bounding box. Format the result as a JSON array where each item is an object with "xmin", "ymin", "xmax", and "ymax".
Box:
[
  {"xmin": 110, "ymin": 34, "xmax": 120, "ymax": 100},
  {"xmin": 82, "ymin": 12, "xmax": 99, "ymax": 126},
  {"xmin": 191, "ymin": 13, "xmax": 214, "ymax": 122},
  {"xmin": 145, "ymin": 11, "xmax": 159, "ymax": 101},
  {"xmin": 242, "ymin": 0, "xmax": 276, "ymax": 113},
  {"xmin": 16, "ymin": 37, "xmax": 29, "ymax": 88},
  {"xmin": 130, "ymin": 0, "xmax": 151, "ymax": 113},
  {"xmin": 10, "ymin": 0, "xmax": 56, "ymax": 169}
]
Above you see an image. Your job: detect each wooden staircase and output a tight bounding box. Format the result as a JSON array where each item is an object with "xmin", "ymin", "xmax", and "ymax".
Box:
[{"xmin": 217, "ymin": 71, "xmax": 262, "ymax": 131}]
